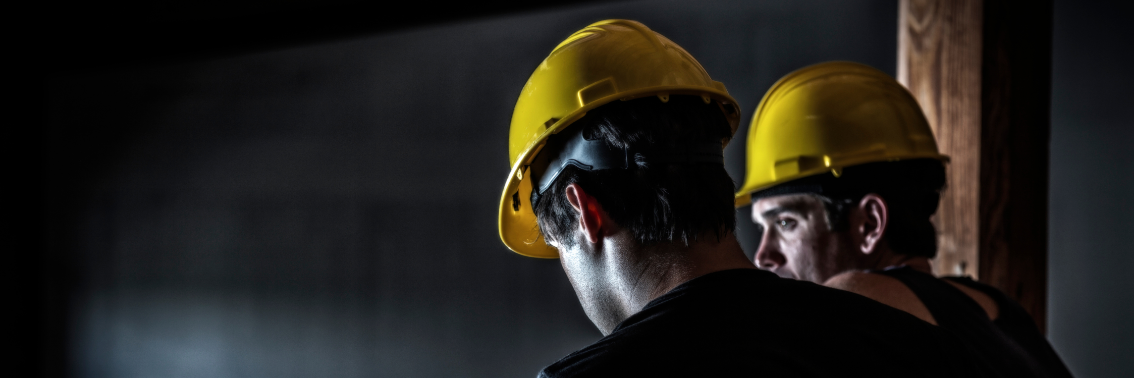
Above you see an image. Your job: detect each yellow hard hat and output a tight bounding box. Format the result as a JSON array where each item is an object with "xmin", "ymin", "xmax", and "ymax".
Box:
[
  {"xmin": 734, "ymin": 61, "xmax": 949, "ymax": 207},
  {"xmin": 500, "ymin": 19, "xmax": 740, "ymax": 258}
]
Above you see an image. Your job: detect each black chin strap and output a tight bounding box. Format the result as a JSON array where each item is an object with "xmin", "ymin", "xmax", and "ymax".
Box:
[{"xmin": 527, "ymin": 125, "xmax": 724, "ymax": 209}]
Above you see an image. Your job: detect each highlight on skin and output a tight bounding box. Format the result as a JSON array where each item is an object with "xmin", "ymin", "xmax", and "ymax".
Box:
[
  {"xmin": 556, "ymin": 182, "xmax": 752, "ymax": 335},
  {"xmin": 750, "ymin": 194, "xmax": 857, "ymax": 284}
]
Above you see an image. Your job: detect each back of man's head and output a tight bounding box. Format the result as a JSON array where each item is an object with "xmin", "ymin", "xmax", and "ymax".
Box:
[
  {"xmin": 534, "ymin": 95, "xmax": 736, "ymax": 248},
  {"xmin": 829, "ymin": 160, "xmax": 945, "ymax": 258}
]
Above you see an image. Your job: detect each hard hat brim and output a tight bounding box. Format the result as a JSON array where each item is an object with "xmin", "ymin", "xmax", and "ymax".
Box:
[{"xmin": 734, "ymin": 153, "xmax": 951, "ymax": 208}]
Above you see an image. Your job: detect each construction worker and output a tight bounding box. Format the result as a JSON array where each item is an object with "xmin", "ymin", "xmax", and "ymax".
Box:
[
  {"xmin": 501, "ymin": 20, "xmax": 991, "ymax": 377},
  {"xmin": 735, "ymin": 61, "xmax": 1073, "ymax": 378}
]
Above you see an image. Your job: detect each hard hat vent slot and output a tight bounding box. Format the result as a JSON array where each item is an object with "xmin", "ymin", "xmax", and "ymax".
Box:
[{"xmin": 512, "ymin": 192, "xmax": 521, "ymax": 212}]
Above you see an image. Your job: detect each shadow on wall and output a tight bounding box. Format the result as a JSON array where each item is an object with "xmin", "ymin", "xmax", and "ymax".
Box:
[{"xmin": 44, "ymin": 0, "xmax": 898, "ymax": 377}]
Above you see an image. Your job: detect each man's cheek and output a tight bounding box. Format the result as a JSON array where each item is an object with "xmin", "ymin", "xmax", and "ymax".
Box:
[{"xmin": 777, "ymin": 241, "xmax": 801, "ymax": 279}]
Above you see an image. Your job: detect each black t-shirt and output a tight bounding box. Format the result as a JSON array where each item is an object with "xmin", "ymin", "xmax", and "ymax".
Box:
[
  {"xmin": 538, "ymin": 269, "xmax": 992, "ymax": 378},
  {"xmin": 876, "ymin": 266, "xmax": 1074, "ymax": 378}
]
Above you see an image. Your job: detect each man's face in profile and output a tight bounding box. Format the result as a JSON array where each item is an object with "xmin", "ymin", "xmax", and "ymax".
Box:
[{"xmin": 750, "ymin": 194, "xmax": 854, "ymax": 284}]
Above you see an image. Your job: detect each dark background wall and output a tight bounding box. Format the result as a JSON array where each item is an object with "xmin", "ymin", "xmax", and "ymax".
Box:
[
  {"xmin": 39, "ymin": 1, "xmax": 897, "ymax": 377},
  {"xmin": 28, "ymin": 0, "xmax": 1131, "ymax": 377},
  {"xmin": 1047, "ymin": 1, "xmax": 1134, "ymax": 377}
]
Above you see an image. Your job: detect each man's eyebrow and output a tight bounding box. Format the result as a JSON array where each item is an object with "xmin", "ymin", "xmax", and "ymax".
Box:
[{"xmin": 760, "ymin": 199, "xmax": 813, "ymax": 219}]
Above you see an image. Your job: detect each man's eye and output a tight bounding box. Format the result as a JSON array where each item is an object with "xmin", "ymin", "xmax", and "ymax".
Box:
[{"xmin": 776, "ymin": 219, "xmax": 797, "ymax": 230}]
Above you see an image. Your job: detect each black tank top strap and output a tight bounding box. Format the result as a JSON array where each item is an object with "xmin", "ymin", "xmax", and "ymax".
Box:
[
  {"xmin": 869, "ymin": 265, "xmax": 990, "ymax": 327},
  {"xmin": 869, "ymin": 266, "xmax": 1073, "ymax": 378},
  {"xmin": 940, "ymin": 276, "xmax": 1076, "ymax": 378}
]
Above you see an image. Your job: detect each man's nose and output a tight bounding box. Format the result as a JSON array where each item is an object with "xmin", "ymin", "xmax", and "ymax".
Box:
[{"xmin": 754, "ymin": 242, "xmax": 785, "ymax": 270}]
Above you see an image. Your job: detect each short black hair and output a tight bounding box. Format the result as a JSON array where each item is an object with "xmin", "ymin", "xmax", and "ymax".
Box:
[
  {"xmin": 756, "ymin": 159, "xmax": 946, "ymax": 258},
  {"xmin": 533, "ymin": 95, "xmax": 736, "ymax": 248}
]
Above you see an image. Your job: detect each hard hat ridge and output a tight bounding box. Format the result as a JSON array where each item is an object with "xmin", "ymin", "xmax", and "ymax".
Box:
[{"xmin": 553, "ymin": 19, "xmax": 665, "ymax": 55}]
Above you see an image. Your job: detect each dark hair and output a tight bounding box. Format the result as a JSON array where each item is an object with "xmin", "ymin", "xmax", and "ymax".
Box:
[
  {"xmin": 533, "ymin": 95, "xmax": 736, "ymax": 248},
  {"xmin": 796, "ymin": 160, "xmax": 947, "ymax": 258}
]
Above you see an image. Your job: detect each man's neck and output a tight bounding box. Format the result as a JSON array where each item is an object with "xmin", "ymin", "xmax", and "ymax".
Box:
[
  {"xmin": 622, "ymin": 232, "xmax": 755, "ymax": 313},
  {"xmin": 864, "ymin": 246, "xmax": 933, "ymax": 274}
]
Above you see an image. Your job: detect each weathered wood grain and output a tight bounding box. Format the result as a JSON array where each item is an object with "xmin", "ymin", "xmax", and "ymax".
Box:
[
  {"xmin": 898, "ymin": 0, "xmax": 1052, "ymax": 331},
  {"xmin": 898, "ymin": 0, "xmax": 984, "ymax": 279}
]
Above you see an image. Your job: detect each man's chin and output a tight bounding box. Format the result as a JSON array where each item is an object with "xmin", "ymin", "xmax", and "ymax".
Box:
[
  {"xmin": 771, "ymin": 269, "xmax": 796, "ymax": 279},
  {"xmin": 756, "ymin": 266, "xmax": 798, "ymax": 280}
]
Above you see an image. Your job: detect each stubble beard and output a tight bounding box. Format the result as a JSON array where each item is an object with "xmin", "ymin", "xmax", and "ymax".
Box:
[{"xmin": 800, "ymin": 231, "xmax": 859, "ymax": 284}]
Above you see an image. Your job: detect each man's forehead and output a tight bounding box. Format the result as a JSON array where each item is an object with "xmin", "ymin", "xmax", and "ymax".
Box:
[{"xmin": 751, "ymin": 194, "xmax": 824, "ymax": 216}]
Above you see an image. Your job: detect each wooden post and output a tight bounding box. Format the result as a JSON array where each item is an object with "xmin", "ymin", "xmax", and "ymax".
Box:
[
  {"xmin": 898, "ymin": 0, "xmax": 984, "ymax": 279},
  {"xmin": 898, "ymin": 0, "xmax": 1052, "ymax": 331},
  {"xmin": 977, "ymin": 0, "xmax": 1053, "ymax": 332}
]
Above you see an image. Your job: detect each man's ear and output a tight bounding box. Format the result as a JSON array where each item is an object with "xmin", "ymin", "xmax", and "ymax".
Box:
[
  {"xmin": 564, "ymin": 183, "xmax": 605, "ymax": 244},
  {"xmin": 857, "ymin": 194, "xmax": 889, "ymax": 255}
]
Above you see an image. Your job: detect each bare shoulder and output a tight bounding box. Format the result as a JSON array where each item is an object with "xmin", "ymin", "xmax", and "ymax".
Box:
[
  {"xmin": 824, "ymin": 271, "xmax": 893, "ymax": 292},
  {"xmin": 824, "ymin": 271, "xmax": 938, "ymax": 325}
]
